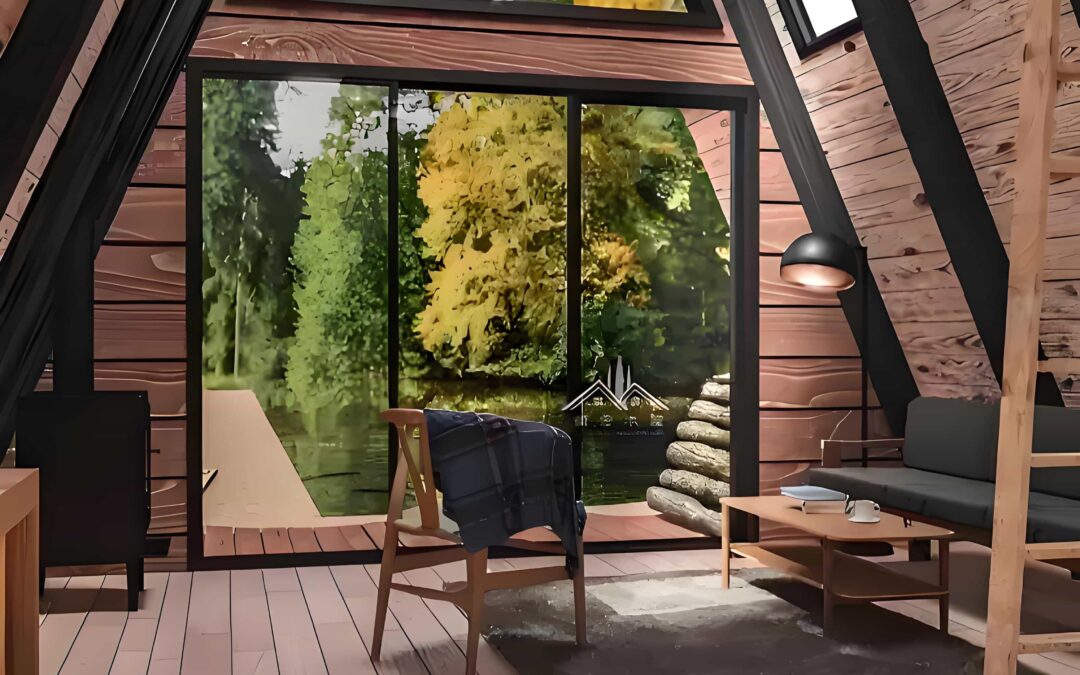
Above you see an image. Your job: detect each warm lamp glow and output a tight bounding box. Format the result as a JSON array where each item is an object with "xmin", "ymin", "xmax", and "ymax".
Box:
[
  {"xmin": 779, "ymin": 232, "xmax": 859, "ymax": 292},
  {"xmin": 779, "ymin": 262, "xmax": 855, "ymax": 290}
]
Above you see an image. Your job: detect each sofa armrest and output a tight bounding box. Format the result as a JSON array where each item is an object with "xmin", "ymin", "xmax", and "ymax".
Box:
[{"xmin": 820, "ymin": 438, "xmax": 905, "ymax": 468}]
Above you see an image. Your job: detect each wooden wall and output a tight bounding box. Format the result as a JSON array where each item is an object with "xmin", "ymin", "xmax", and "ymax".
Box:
[
  {"xmin": 0, "ymin": 0, "xmax": 30, "ymax": 56},
  {"xmin": 92, "ymin": 0, "xmax": 873, "ymax": 554},
  {"xmin": 769, "ymin": 0, "xmax": 1080, "ymax": 406},
  {"xmin": 0, "ymin": 0, "xmax": 124, "ymax": 259}
]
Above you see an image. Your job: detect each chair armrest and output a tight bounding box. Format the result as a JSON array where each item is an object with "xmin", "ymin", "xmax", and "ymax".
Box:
[{"xmin": 820, "ymin": 438, "xmax": 905, "ymax": 468}]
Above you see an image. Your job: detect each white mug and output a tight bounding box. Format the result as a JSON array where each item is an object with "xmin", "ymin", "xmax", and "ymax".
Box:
[{"xmin": 846, "ymin": 499, "xmax": 881, "ymax": 523}]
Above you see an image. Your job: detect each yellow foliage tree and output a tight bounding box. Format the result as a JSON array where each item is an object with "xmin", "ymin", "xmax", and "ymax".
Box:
[{"xmin": 415, "ymin": 94, "xmax": 569, "ymax": 379}]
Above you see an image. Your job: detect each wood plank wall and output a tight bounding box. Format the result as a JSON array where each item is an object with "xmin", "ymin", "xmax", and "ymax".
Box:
[
  {"xmin": 0, "ymin": 0, "xmax": 30, "ymax": 56},
  {"xmin": 0, "ymin": 0, "xmax": 125, "ymax": 259},
  {"xmin": 89, "ymin": 0, "xmax": 871, "ymax": 559},
  {"xmin": 768, "ymin": 0, "xmax": 1080, "ymax": 406}
]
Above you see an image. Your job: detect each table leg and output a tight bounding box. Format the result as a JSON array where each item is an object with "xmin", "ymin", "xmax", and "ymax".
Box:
[
  {"xmin": 938, "ymin": 539, "xmax": 950, "ymax": 634},
  {"xmin": 721, "ymin": 503, "xmax": 730, "ymax": 590},
  {"xmin": 822, "ymin": 538, "xmax": 835, "ymax": 636}
]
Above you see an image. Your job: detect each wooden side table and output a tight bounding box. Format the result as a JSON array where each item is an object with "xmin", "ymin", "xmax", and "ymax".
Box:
[
  {"xmin": 720, "ymin": 496, "xmax": 952, "ymax": 636},
  {"xmin": 0, "ymin": 469, "xmax": 39, "ymax": 675}
]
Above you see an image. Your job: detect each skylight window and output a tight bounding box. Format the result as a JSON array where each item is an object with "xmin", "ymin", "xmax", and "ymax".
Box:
[
  {"xmin": 309, "ymin": 0, "xmax": 722, "ymax": 26},
  {"xmin": 777, "ymin": 0, "xmax": 860, "ymax": 59}
]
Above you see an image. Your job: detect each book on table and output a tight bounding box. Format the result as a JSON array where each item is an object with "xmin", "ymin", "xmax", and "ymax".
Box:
[{"xmin": 780, "ymin": 485, "xmax": 848, "ymax": 515}]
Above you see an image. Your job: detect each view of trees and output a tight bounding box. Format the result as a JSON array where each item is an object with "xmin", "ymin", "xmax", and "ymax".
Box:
[{"xmin": 202, "ymin": 79, "xmax": 728, "ymax": 514}]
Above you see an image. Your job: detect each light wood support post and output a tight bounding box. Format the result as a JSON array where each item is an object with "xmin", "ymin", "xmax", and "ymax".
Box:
[
  {"xmin": 721, "ymin": 502, "xmax": 731, "ymax": 589},
  {"xmin": 0, "ymin": 470, "xmax": 39, "ymax": 675},
  {"xmin": 985, "ymin": 3, "xmax": 1060, "ymax": 673}
]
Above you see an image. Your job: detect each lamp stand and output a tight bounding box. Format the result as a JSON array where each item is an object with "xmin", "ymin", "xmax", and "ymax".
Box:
[{"xmin": 857, "ymin": 246, "xmax": 870, "ymax": 467}]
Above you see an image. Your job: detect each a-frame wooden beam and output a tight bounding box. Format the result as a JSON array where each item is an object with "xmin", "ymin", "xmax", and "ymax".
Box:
[
  {"xmin": 0, "ymin": 0, "xmax": 104, "ymax": 216},
  {"xmin": 0, "ymin": 0, "xmax": 213, "ymax": 448},
  {"xmin": 854, "ymin": 0, "xmax": 1064, "ymax": 407},
  {"xmin": 721, "ymin": 0, "xmax": 920, "ymax": 433}
]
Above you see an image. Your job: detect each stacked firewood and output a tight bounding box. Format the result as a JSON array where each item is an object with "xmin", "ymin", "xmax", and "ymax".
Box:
[{"xmin": 646, "ymin": 374, "xmax": 731, "ymax": 537}]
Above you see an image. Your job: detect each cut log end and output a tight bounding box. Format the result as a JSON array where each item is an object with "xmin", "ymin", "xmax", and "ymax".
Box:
[{"xmin": 646, "ymin": 486, "xmax": 724, "ymax": 538}]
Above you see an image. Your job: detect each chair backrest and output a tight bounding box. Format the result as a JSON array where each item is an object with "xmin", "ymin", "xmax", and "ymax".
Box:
[{"xmin": 380, "ymin": 408, "xmax": 442, "ymax": 529}]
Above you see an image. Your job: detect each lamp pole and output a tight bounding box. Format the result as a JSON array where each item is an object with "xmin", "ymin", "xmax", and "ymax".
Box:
[{"xmin": 857, "ymin": 245, "xmax": 869, "ymax": 467}]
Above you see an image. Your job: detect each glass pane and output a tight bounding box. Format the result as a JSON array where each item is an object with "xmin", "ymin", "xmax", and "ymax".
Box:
[
  {"xmin": 801, "ymin": 0, "xmax": 856, "ymax": 36},
  {"xmin": 398, "ymin": 90, "xmax": 569, "ymax": 429},
  {"xmin": 490, "ymin": 0, "xmax": 688, "ymax": 11},
  {"xmin": 575, "ymin": 104, "xmax": 731, "ymax": 506},
  {"xmin": 202, "ymin": 78, "xmax": 392, "ymax": 519}
]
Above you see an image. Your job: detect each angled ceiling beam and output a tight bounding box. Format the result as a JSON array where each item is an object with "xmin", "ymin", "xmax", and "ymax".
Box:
[
  {"xmin": 0, "ymin": 0, "xmax": 212, "ymax": 448},
  {"xmin": 721, "ymin": 0, "xmax": 919, "ymax": 434},
  {"xmin": 0, "ymin": 0, "xmax": 104, "ymax": 216},
  {"xmin": 854, "ymin": 0, "xmax": 1064, "ymax": 406}
]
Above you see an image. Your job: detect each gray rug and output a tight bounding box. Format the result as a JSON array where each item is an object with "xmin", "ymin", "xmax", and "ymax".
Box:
[{"xmin": 482, "ymin": 569, "xmax": 1023, "ymax": 675}]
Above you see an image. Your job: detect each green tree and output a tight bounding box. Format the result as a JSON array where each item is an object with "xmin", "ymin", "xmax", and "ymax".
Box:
[
  {"xmin": 202, "ymin": 79, "xmax": 304, "ymax": 405},
  {"xmin": 286, "ymin": 86, "xmax": 390, "ymax": 420}
]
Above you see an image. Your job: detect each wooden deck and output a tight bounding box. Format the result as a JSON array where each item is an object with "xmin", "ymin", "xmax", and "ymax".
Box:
[
  {"xmin": 204, "ymin": 512, "xmax": 706, "ymax": 557},
  {"xmin": 39, "ymin": 544, "xmax": 1080, "ymax": 675}
]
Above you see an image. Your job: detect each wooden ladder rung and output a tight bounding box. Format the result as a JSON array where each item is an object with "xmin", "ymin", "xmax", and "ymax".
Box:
[
  {"xmin": 1049, "ymin": 155, "xmax": 1080, "ymax": 178},
  {"xmin": 1031, "ymin": 452, "xmax": 1080, "ymax": 468},
  {"xmin": 1059, "ymin": 61, "xmax": 1080, "ymax": 82},
  {"xmin": 1018, "ymin": 632, "xmax": 1080, "ymax": 654},
  {"xmin": 1025, "ymin": 541, "xmax": 1080, "ymax": 561}
]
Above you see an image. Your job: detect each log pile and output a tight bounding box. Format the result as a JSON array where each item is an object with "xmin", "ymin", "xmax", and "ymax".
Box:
[{"xmin": 647, "ymin": 373, "xmax": 731, "ymax": 536}]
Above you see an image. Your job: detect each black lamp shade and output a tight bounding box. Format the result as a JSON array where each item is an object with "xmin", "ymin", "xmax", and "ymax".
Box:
[{"xmin": 780, "ymin": 232, "xmax": 858, "ymax": 290}]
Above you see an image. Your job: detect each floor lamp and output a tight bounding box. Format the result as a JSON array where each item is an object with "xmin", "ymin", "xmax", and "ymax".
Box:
[{"xmin": 779, "ymin": 232, "xmax": 871, "ymax": 467}]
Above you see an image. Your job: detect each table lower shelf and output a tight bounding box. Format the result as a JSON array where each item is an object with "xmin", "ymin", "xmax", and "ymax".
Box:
[{"xmin": 734, "ymin": 541, "xmax": 947, "ymax": 602}]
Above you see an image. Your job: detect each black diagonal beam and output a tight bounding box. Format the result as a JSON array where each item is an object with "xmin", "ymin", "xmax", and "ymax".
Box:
[
  {"xmin": 721, "ymin": 0, "xmax": 919, "ymax": 434},
  {"xmin": 854, "ymin": 0, "xmax": 1063, "ymax": 406},
  {"xmin": 0, "ymin": 0, "xmax": 212, "ymax": 449},
  {"xmin": 0, "ymin": 0, "xmax": 104, "ymax": 217}
]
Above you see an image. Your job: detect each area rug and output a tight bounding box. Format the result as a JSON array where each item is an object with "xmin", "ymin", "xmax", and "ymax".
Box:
[{"xmin": 482, "ymin": 569, "xmax": 1025, "ymax": 675}]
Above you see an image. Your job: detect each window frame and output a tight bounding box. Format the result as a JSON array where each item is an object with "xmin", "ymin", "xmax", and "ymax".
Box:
[
  {"xmin": 776, "ymin": 0, "xmax": 860, "ymax": 59},
  {"xmin": 307, "ymin": 0, "xmax": 724, "ymax": 28},
  {"xmin": 186, "ymin": 58, "xmax": 760, "ymax": 567}
]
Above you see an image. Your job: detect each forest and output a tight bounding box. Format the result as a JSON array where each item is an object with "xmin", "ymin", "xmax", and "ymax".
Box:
[{"xmin": 201, "ymin": 78, "xmax": 729, "ymax": 515}]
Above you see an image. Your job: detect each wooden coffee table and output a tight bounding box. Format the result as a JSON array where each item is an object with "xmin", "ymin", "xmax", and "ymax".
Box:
[{"xmin": 720, "ymin": 496, "xmax": 953, "ymax": 635}]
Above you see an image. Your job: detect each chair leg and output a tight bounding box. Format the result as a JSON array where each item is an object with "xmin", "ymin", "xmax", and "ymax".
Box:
[
  {"xmin": 371, "ymin": 523, "xmax": 399, "ymax": 662},
  {"xmin": 573, "ymin": 539, "xmax": 587, "ymax": 646},
  {"xmin": 464, "ymin": 549, "xmax": 488, "ymax": 675}
]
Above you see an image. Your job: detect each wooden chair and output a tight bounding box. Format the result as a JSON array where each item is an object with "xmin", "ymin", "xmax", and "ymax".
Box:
[{"xmin": 372, "ymin": 408, "xmax": 586, "ymax": 674}]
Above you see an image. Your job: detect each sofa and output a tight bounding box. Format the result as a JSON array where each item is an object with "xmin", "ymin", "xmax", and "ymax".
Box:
[{"xmin": 809, "ymin": 397, "xmax": 1080, "ymax": 574}]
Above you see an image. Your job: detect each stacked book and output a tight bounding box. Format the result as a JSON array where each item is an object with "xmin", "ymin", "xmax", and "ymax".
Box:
[{"xmin": 780, "ymin": 485, "xmax": 848, "ymax": 514}]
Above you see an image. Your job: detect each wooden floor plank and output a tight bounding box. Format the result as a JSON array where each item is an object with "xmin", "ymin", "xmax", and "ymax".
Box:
[
  {"xmin": 594, "ymin": 552, "xmax": 655, "ymax": 576},
  {"xmin": 59, "ymin": 575, "xmax": 129, "ymax": 675},
  {"xmin": 231, "ymin": 569, "xmax": 278, "ymax": 675},
  {"xmin": 400, "ymin": 567, "xmax": 516, "ymax": 675},
  {"xmin": 39, "ymin": 574, "xmax": 106, "ymax": 675},
  {"xmin": 148, "ymin": 572, "xmax": 193, "ymax": 675},
  {"xmin": 41, "ymin": 576, "xmax": 70, "ymax": 625},
  {"xmin": 363, "ymin": 564, "xmax": 465, "ymax": 674},
  {"xmin": 297, "ymin": 566, "xmax": 376, "ymax": 674},
  {"xmin": 339, "ymin": 525, "xmax": 377, "ymax": 551},
  {"xmin": 365, "ymin": 522, "xmax": 448, "ymax": 549},
  {"xmin": 313, "ymin": 528, "xmax": 352, "ymax": 553},
  {"xmin": 110, "ymin": 572, "xmax": 170, "ymax": 675},
  {"xmin": 288, "ymin": 528, "xmax": 321, "ymax": 554},
  {"xmin": 261, "ymin": 528, "xmax": 293, "ymax": 555},
  {"xmin": 181, "ymin": 571, "xmax": 231, "ymax": 675},
  {"xmin": 265, "ymin": 568, "xmax": 327, "ymax": 675},
  {"xmin": 235, "ymin": 528, "xmax": 265, "ymax": 556},
  {"xmin": 204, "ymin": 526, "xmax": 236, "ymax": 557},
  {"xmin": 329, "ymin": 565, "xmax": 428, "ymax": 675}
]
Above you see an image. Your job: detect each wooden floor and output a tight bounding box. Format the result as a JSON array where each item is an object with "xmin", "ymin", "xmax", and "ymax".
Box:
[
  {"xmin": 40, "ymin": 545, "xmax": 1080, "ymax": 675},
  {"xmin": 203, "ymin": 512, "xmax": 704, "ymax": 557}
]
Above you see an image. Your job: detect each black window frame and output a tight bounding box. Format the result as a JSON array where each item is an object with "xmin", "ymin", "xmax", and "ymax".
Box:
[
  {"xmin": 776, "ymin": 0, "xmax": 860, "ymax": 59},
  {"xmin": 186, "ymin": 57, "xmax": 759, "ymax": 569},
  {"xmin": 308, "ymin": 0, "xmax": 724, "ymax": 28}
]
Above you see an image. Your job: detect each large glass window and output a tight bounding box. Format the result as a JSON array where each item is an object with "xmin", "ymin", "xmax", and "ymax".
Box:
[
  {"xmin": 397, "ymin": 90, "xmax": 569, "ymax": 428},
  {"xmin": 573, "ymin": 105, "xmax": 730, "ymax": 505},
  {"xmin": 201, "ymin": 78, "xmax": 392, "ymax": 518}
]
